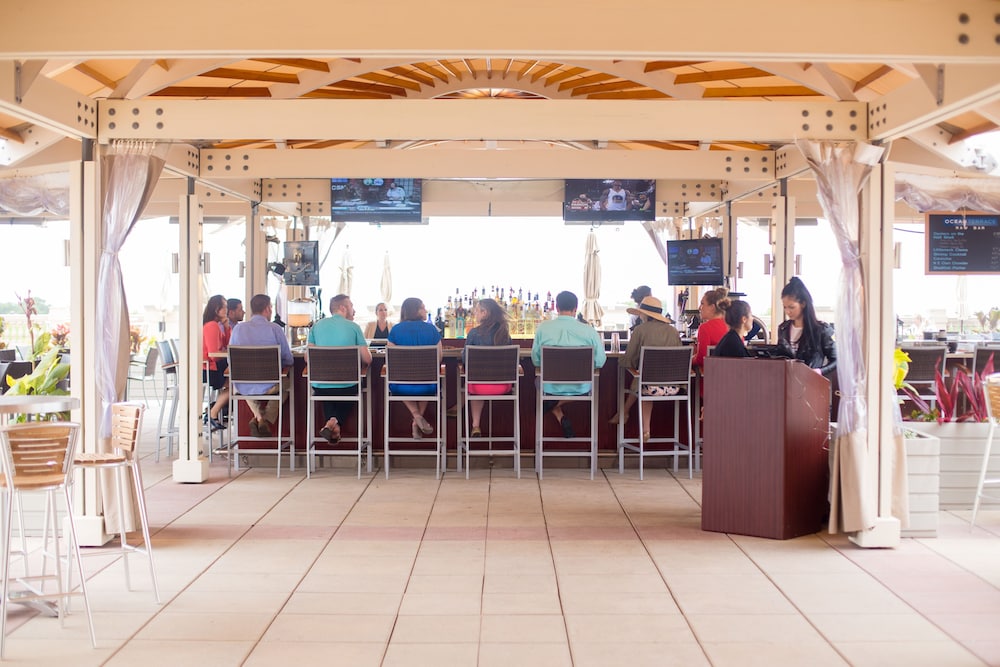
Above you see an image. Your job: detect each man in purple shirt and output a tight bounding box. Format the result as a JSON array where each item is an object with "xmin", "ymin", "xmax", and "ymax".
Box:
[{"xmin": 229, "ymin": 294, "xmax": 294, "ymax": 437}]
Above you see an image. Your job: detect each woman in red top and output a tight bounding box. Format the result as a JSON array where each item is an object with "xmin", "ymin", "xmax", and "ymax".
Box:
[
  {"xmin": 692, "ymin": 287, "xmax": 731, "ymax": 369},
  {"xmin": 202, "ymin": 294, "xmax": 231, "ymax": 431}
]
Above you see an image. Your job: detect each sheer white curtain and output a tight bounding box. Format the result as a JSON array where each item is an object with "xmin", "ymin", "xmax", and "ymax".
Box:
[
  {"xmin": 797, "ymin": 139, "xmax": 894, "ymax": 534},
  {"xmin": 896, "ymin": 172, "xmax": 1000, "ymax": 213},
  {"xmin": 0, "ymin": 173, "xmax": 70, "ymax": 216},
  {"xmin": 97, "ymin": 140, "xmax": 166, "ymax": 531}
]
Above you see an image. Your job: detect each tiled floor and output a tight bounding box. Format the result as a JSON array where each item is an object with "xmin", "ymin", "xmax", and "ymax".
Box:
[{"xmin": 5, "ymin": 411, "xmax": 1000, "ymax": 666}]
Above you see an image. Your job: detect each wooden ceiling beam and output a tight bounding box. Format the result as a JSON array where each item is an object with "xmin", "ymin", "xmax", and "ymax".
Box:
[
  {"xmin": 462, "ymin": 59, "xmax": 478, "ymax": 80},
  {"xmin": 302, "ymin": 89, "xmax": 393, "ymax": 99},
  {"xmin": 387, "ymin": 66, "xmax": 435, "ymax": 87},
  {"xmin": 74, "ymin": 63, "xmax": 118, "ymax": 90},
  {"xmin": 359, "ymin": 72, "xmax": 421, "ymax": 92},
  {"xmin": 518, "ymin": 60, "xmax": 538, "ymax": 81},
  {"xmin": 0, "ymin": 126, "xmax": 24, "ymax": 143},
  {"xmin": 201, "ymin": 67, "xmax": 300, "ymax": 84},
  {"xmin": 437, "ymin": 60, "xmax": 463, "ymax": 81},
  {"xmin": 251, "ymin": 58, "xmax": 330, "ymax": 72},
  {"xmin": 558, "ymin": 72, "xmax": 615, "ymax": 92},
  {"xmin": 326, "ymin": 79, "xmax": 407, "ymax": 97},
  {"xmin": 645, "ymin": 61, "xmax": 705, "ymax": 73},
  {"xmin": 703, "ymin": 86, "xmax": 820, "ymax": 97},
  {"xmin": 674, "ymin": 67, "xmax": 772, "ymax": 84},
  {"xmin": 542, "ymin": 67, "xmax": 587, "ymax": 87},
  {"xmin": 413, "ymin": 62, "xmax": 449, "ymax": 83},
  {"xmin": 152, "ymin": 86, "xmax": 272, "ymax": 97},
  {"xmin": 572, "ymin": 80, "xmax": 643, "ymax": 96},
  {"xmin": 530, "ymin": 63, "xmax": 560, "ymax": 83},
  {"xmin": 853, "ymin": 65, "xmax": 894, "ymax": 92},
  {"xmin": 588, "ymin": 90, "xmax": 671, "ymax": 99}
]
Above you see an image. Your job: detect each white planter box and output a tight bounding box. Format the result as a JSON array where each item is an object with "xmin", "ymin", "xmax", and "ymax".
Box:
[
  {"xmin": 903, "ymin": 430, "xmax": 940, "ymax": 538},
  {"xmin": 911, "ymin": 422, "xmax": 993, "ymax": 511}
]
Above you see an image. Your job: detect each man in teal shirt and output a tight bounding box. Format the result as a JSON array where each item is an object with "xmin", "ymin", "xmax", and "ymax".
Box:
[
  {"xmin": 307, "ymin": 294, "xmax": 372, "ymax": 442},
  {"xmin": 532, "ymin": 290, "xmax": 606, "ymax": 438}
]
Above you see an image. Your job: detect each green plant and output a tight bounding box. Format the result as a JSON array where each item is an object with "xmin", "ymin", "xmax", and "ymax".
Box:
[
  {"xmin": 5, "ymin": 346, "xmax": 71, "ymax": 421},
  {"xmin": 898, "ymin": 349, "xmax": 994, "ymax": 423}
]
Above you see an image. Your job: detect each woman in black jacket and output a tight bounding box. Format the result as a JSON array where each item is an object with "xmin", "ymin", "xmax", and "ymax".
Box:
[{"xmin": 776, "ymin": 277, "xmax": 836, "ymax": 376}]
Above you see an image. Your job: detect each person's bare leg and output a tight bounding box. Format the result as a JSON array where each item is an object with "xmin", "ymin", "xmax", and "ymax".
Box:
[
  {"xmin": 470, "ymin": 399, "xmax": 484, "ymax": 433},
  {"xmin": 610, "ymin": 392, "xmax": 636, "ymax": 425},
  {"xmin": 640, "ymin": 400, "xmax": 654, "ymax": 440}
]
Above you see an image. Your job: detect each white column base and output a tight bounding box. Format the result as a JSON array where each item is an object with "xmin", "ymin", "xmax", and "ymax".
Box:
[
  {"xmin": 70, "ymin": 515, "xmax": 112, "ymax": 548},
  {"xmin": 848, "ymin": 517, "xmax": 901, "ymax": 548},
  {"xmin": 172, "ymin": 457, "xmax": 209, "ymax": 483}
]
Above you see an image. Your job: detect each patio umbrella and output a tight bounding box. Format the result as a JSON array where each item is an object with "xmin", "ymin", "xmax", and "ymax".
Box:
[
  {"xmin": 380, "ymin": 252, "xmax": 393, "ymax": 311},
  {"xmin": 582, "ymin": 231, "xmax": 603, "ymax": 326},
  {"xmin": 338, "ymin": 247, "xmax": 353, "ymax": 296}
]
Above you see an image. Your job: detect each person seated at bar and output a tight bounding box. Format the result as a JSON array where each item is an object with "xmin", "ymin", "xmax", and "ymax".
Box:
[
  {"xmin": 227, "ymin": 297, "xmax": 245, "ymax": 329},
  {"xmin": 776, "ymin": 277, "xmax": 837, "ymax": 377},
  {"xmin": 692, "ymin": 287, "xmax": 732, "ymax": 370},
  {"xmin": 387, "ymin": 297, "xmax": 442, "ymax": 439},
  {"xmin": 711, "ymin": 299, "xmax": 754, "ymax": 358},
  {"xmin": 308, "ymin": 294, "xmax": 372, "ymax": 443},
  {"xmin": 464, "ymin": 298, "xmax": 513, "ymax": 437},
  {"xmin": 363, "ymin": 302, "xmax": 393, "ymax": 340},
  {"xmin": 531, "ymin": 290, "xmax": 607, "ymax": 438},
  {"xmin": 229, "ymin": 294, "xmax": 294, "ymax": 437},
  {"xmin": 202, "ymin": 294, "xmax": 231, "ymax": 431},
  {"xmin": 610, "ymin": 295, "xmax": 683, "ymax": 427},
  {"xmin": 628, "ymin": 285, "xmax": 652, "ymax": 331}
]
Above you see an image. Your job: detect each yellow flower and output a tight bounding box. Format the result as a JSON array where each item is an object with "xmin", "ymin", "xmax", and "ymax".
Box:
[{"xmin": 893, "ymin": 348, "xmax": 911, "ymax": 390}]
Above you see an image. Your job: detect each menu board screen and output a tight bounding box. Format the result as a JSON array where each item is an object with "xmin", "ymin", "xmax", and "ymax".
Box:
[{"xmin": 925, "ymin": 211, "xmax": 1000, "ymax": 274}]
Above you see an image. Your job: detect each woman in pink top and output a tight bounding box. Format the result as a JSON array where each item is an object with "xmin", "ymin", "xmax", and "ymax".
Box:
[
  {"xmin": 202, "ymin": 294, "xmax": 231, "ymax": 430},
  {"xmin": 692, "ymin": 287, "xmax": 732, "ymax": 369}
]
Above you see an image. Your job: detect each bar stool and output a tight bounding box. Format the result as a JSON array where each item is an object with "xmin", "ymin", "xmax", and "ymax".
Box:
[
  {"xmin": 0, "ymin": 421, "xmax": 96, "ymax": 657},
  {"xmin": 155, "ymin": 340, "xmax": 179, "ymax": 462},
  {"xmin": 617, "ymin": 346, "xmax": 694, "ymax": 480},
  {"xmin": 227, "ymin": 345, "xmax": 294, "ymax": 478},
  {"xmin": 383, "ymin": 345, "xmax": 444, "ymax": 479},
  {"xmin": 535, "ymin": 346, "xmax": 599, "ymax": 480},
  {"xmin": 305, "ymin": 345, "xmax": 371, "ymax": 479},
  {"xmin": 458, "ymin": 345, "xmax": 521, "ymax": 479},
  {"xmin": 73, "ymin": 403, "xmax": 160, "ymax": 602}
]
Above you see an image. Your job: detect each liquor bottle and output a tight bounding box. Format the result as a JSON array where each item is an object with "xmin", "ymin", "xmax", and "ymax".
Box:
[
  {"xmin": 435, "ymin": 308, "xmax": 445, "ymax": 337},
  {"xmin": 455, "ymin": 303, "xmax": 466, "ymax": 339}
]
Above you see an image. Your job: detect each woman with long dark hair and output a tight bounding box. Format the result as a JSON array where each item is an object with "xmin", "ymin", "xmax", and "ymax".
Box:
[
  {"xmin": 463, "ymin": 298, "xmax": 513, "ymax": 437},
  {"xmin": 387, "ymin": 297, "xmax": 443, "ymax": 438},
  {"xmin": 202, "ymin": 294, "xmax": 230, "ymax": 430},
  {"xmin": 776, "ymin": 277, "xmax": 836, "ymax": 376}
]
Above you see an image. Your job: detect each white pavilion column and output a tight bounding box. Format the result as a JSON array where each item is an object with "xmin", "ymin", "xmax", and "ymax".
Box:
[
  {"xmin": 172, "ymin": 180, "xmax": 210, "ymax": 482},
  {"xmin": 70, "ymin": 140, "xmax": 113, "ymax": 545}
]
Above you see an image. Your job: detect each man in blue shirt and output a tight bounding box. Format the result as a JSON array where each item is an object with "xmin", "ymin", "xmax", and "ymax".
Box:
[
  {"xmin": 307, "ymin": 294, "xmax": 372, "ymax": 442},
  {"xmin": 532, "ymin": 290, "xmax": 606, "ymax": 438},
  {"xmin": 229, "ymin": 294, "xmax": 294, "ymax": 437}
]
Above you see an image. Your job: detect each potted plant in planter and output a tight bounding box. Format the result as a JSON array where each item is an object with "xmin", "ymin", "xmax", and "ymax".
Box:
[{"xmin": 899, "ymin": 348, "xmax": 995, "ymax": 511}]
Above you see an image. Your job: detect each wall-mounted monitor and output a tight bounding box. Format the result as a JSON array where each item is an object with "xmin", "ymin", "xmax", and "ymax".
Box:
[
  {"xmin": 563, "ymin": 179, "xmax": 656, "ymax": 222},
  {"xmin": 282, "ymin": 240, "xmax": 320, "ymax": 286},
  {"xmin": 667, "ymin": 237, "xmax": 726, "ymax": 286},
  {"xmin": 330, "ymin": 178, "xmax": 423, "ymax": 223},
  {"xmin": 925, "ymin": 211, "xmax": 1000, "ymax": 274}
]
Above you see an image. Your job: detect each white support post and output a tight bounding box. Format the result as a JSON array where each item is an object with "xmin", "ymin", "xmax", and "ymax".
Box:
[
  {"xmin": 173, "ymin": 184, "xmax": 210, "ymax": 482},
  {"xmin": 850, "ymin": 161, "xmax": 902, "ymax": 547},
  {"xmin": 71, "ymin": 144, "xmax": 113, "ymax": 546}
]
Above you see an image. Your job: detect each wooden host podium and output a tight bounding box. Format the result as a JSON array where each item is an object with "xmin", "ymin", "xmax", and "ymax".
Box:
[{"xmin": 701, "ymin": 357, "xmax": 830, "ymax": 539}]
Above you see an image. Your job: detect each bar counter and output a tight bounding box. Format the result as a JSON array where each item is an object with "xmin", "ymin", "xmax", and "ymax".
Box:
[{"xmin": 230, "ymin": 339, "xmax": 698, "ymax": 469}]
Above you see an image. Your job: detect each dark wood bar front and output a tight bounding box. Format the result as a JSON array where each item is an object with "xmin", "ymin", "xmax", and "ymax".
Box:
[{"xmin": 232, "ymin": 342, "xmax": 698, "ymax": 469}]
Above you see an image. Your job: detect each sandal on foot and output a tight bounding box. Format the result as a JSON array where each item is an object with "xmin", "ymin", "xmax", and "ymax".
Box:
[
  {"xmin": 319, "ymin": 426, "xmax": 341, "ymax": 444},
  {"xmin": 414, "ymin": 414, "xmax": 433, "ymax": 434},
  {"xmin": 471, "ymin": 427, "xmax": 482, "ymax": 437},
  {"xmin": 412, "ymin": 422, "xmax": 423, "ymax": 439}
]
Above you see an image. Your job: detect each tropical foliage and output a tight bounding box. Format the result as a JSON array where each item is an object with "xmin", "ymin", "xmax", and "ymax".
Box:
[{"xmin": 897, "ymin": 348, "xmax": 993, "ymax": 423}]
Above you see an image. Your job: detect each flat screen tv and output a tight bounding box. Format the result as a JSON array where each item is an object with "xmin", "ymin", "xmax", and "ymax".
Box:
[
  {"xmin": 330, "ymin": 178, "xmax": 423, "ymax": 223},
  {"xmin": 667, "ymin": 237, "xmax": 726, "ymax": 286},
  {"xmin": 563, "ymin": 179, "xmax": 656, "ymax": 222}
]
